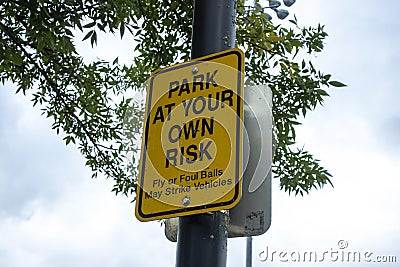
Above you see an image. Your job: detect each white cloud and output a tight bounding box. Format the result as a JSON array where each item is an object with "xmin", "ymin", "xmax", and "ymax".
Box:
[
  {"xmin": 0, "ymin": 176, "xmax": 176, "ymax": 267},
  {"xmin": 0, "ymin": 89, "xmax": 174, "ymax": 267}
]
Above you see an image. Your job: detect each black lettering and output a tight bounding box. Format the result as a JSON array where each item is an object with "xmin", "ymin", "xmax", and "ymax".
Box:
[
  {"xmin": 207, "ymin": 92, "xmax": 220, "ymax": 111},
  {"xmin": 186, "ymin": 144, "xmax": 198, "ymax": 163},
  {"xmin": 165, "ymin": 103, "xmax": 175, "ymax": 121},
  {"xmin": 168, "ymin": 124, "xmax": 181, "ymax": 143},
  {"xmin": 221, "ymin": 89, "xmax": 233, "ymax": 107},
  {"xmin": 168, "ymin": 81, "xmax": 179, "ymax": 98},
  {"xmin": 193, "ymin": 96, "xmax": 206, "ymax": 114},
  {"xmin": 199, "ymin": 140, "xmax": 212, "ymax": 160},
  {"xmin": 152, "ymin": 106, "xmax": 165, "ymax": 124},
  {"xmin": 193, "ymin": 74, "xmax": 204, "ymax": 92},
  {"xmin": 206, "ymin": 70, "xmax": 218, "ymax": 89},
  {"xmin": 182, "ymin": 98, "xmax": 193, "ymax": 117},
  {"xmin": 183, "ymin": 120, "xmax": 200, "ymax": 140},
  {"xmin": 178, "ymin": 78, "xmax": 190, "ymax": 96},
  {"xmin": 180, "ymin": 146, "xmax": 185, "ymax": 165},
  {"xmin": 165, "ymin": 148, "xmax": 177, "ymax": 168},
  {"xmin": 165, "ymin": 188, "xmax": 171, "ymax": 195},
  {"xmin": 201, "ymin": 117, "xmax": 214, "ymax": 136}
]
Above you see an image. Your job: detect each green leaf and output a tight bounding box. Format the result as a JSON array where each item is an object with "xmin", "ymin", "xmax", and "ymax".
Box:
[
  {"xmin": 82, "ymin": 30, "xmax": 93, "ymax": 41},
  {"xmin": 170, "ymin": 1, "xmax": 179, "ymax": 11},
  {"xmin": 120, "ymin": 22, "xmax": 125, "ymax": 38},
  {"xmin": 90, "ymin": 30, "xmax": 97, "ymax": 46},
  {"xmin": 266, "ymin": 36, "xmax": 285, "ymax": 42},
  {"xmin": 37, "ymin": 39, "xmax": 45, "ymax": 52},
  {"xmin": 11, "ymin": 53, "xmax": 23, "ymax": 66},
  {"xmin": 329, "ymin": 80, "xmax": 347, "ymax": 87},
  {"xmin": 83, "ymin": 21, "xmax": 96, "ymax": 28}
]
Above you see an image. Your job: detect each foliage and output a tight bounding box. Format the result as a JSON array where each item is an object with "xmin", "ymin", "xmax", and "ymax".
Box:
[{"xmin": 0, "ymin": 0, "xmax": 345, "ymax": 197}]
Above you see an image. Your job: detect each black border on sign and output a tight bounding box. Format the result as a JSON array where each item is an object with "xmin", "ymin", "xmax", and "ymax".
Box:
[{"xmin": 137, "ymin": 49, "xmax": 243, "ymax": 220}]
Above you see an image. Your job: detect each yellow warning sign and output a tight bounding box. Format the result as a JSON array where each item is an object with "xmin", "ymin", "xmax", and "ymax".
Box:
[{"xmin": 135, "ymin": 48, "xmax": 244, "ymax": 221}]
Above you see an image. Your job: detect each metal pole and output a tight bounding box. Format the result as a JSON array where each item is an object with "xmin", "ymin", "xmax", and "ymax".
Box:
[
  {"xmin": 190, "ymin": 0, "xmax": 236, "ymax": 58},
  {"xmin": 246, "ymin": 236, "xmax": 252, "ymax": 267},
  {"xmin": 175, "ymin": 1, "xmax": 236, "ymax": 267}
]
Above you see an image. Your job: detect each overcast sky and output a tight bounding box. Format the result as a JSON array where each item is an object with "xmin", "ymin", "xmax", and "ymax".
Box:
[{"xmin": 1, "ymin": 0, "xmax": 399, "ymax": 266}]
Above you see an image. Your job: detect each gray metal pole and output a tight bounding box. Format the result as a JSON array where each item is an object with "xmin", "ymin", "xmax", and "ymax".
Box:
[
  {"xmin": 175, "ymin": 1, "xmax": 236, "ymax": 267},
  {"xmin": 246, "ymin": 236, "xmax": 252, "ymax": 267},
  {"xmin": 190, "ymin": 0, "xmax": 236, "ymax": 58}
]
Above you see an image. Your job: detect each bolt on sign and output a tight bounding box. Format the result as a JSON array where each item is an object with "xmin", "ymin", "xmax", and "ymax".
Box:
[{"xmin": 135, "ymin": 48, "xmax": 245, "ymax": 221}]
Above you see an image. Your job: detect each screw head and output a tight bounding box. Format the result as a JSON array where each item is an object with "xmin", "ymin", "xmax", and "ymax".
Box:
[
  {"xmin": 192, "ymin": 67, "xmax": 198, "ymax": 74},
  {"xmin": 182, "ymin": 196, "xmax": 190, "ymax": 206}
]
